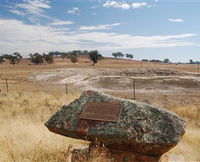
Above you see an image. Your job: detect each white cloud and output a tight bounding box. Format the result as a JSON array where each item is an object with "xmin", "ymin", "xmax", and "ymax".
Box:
[
  {"xmin": 103, "ymin": 1, "xmax": 131, "ymax": 9},
  {"xmin": 79, "ymin": 23, "xmax": 122, "ymax": 30},
  {"xmin": 9, "ymin": 9, "xmax": 26, "ymax": 16},
  {"xmin": 103, "ymin": 1, "xmax": 149, "ymax": 10},
  {"xmin": 0, "ymin": 18, "xmax": 196, "ymax": 55},
  {"xmin": 168, "ymin": 18, "xmax": 184, "ymax": 23},
  {"xmin": 67, "ymin": 7, "xmax": 80, "ymax": 15},
  {"xmin": 8, "ymin": 1, "xmax": 73, "ymax": 27},
  {"xmin": 28, "ymin": 17, "xmax": 39, "ymax": 23},
  {"xmin": 15, "ymin": 0, "xmax": 51, "ymax": 16},
  {"xmin": 132, "ymin": 2, "xmax": 148, "ymax": 9},
  {"xmin": 50, "ymin": 20, "xmax": 74, "ymax": 26},
  {"xmin": 91, "ymin": 5, "xmax": 99, "ymax": 9},
  {"xmin": 8, "ymin": 0, "xmax": 51, "ymax": 24}
]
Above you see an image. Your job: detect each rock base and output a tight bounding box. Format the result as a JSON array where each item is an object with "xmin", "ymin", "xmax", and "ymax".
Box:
[
  {"xmin": 109, "ymin": 149, "xmax": 160, "ymax": 162},
  {"xmin": 45, "ymin": 90, "xmax": 186, "ymax": 157},
  {"xmin": 71, "ymin": 144, "xmax": 161, "ymax": 162}
]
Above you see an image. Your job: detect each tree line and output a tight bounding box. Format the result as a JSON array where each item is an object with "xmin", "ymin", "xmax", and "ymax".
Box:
[
  {"xmin": 1, "ymin": 51, "xmax": 198, "ymax": 65},
  {"xmin": 189, "ymin": 59, "xmax": 200, "ymax": 64},
  {"xmin": 141, "ymin": 58, "xmax": 170, "ymax": 63},
  {"xmin": 0, "ymin": 50, "xmax": 103, "ymax": 66},
  {"xmin": 112, "ymin": 52, "xmax": 134, "ymax": 59},
  {"xmin": 29, "ymin": 50, "xmax": 103, "ymax": 65},
  {"xmin": 0, "ymin": 52, "xmax": 23, "ymax": 65},
  {"xmin": 49, "ymin": 50, "xmax": 89, "ymax": 59},
  {"xmin": 141, "ymin": 58, "xmax": 200, "ymax": 64}
]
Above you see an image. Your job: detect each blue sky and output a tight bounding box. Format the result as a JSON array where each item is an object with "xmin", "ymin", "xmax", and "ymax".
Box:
[{"xmin": 0, "ymin": 0, "xmax": 199, "ymax": 62}]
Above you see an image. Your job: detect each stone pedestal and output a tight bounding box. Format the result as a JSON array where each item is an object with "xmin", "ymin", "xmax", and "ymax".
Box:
[
  {"xmin": 109, "ymin": 149, "xmax": 160, "ymax": 162},
  {"xmin": 71, "ymin": 144, "xmax": 161, "ymax": 162},
  {"xmin": 45, "ymin": 90, "xmax": 186, "ymax": 162}
]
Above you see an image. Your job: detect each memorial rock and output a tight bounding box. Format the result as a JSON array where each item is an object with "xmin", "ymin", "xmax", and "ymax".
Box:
[{"xmin": 45, "ymin": 90, "xmax": 186, "ymax": 158}]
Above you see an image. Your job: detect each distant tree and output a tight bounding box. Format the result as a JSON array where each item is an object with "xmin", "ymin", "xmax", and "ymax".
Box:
[
  {"xmin": 112, "ymin": 52, "xmax": 118, "ymax": 58},
  {"xmin": 83, "ymin": 50, "xmax": 89, "ymax": 56},
  {"xmin": 0, "ymin": 56, "xmax": 5, "ymax": 64},
  {"xmin": 142, "ymin": 59, "xmax": 148, "ymax": 62},
  {"xmin": 189, "ymin": 59, "xmax": 193, "ymax": 64},
  {"xmin": 112, "ymin": 52, "xmax": 124, "ymax": 58},
  {"xmin": 60, "ymin": 52, "xmax": 70, "ymax": 61},
  {"xmin": 118, "ymin": 52, "xmax": 124, "ymax": 58},
  {"xmin": 150, "ymin": 59, "xmax": 162, "ymax": 63},
  {"xmin": 61, "ymin": 53, "xmax": 65, "ymax": 61},
  {"xmin": 70, "ymin": 55, "xmax": 78, "ymax": 64},
  {"xmin": 43, "ymin": 53, "xmax": 53, "ymax": 64},
  {"xmin": 48, "ymin": 50, "xmax": 92, "ymax": 59},
  {"xmin": 5, "ymin": 52, "xmax": 23, "ymax": 65},
  {"xmin": 164, "ymin": 58, "xmax": 170, "ymax": 63},
  {"xmin": 126, "ymin": 54, "xmax": 133, "ymax": 59},
  {"xmin": 49, "ymin": 51, "xmax": 60, "ymax": 57},
  {"xmin": 71, "ymin": 50, "xmax": 81, "ymax": 56},
  {"xmin": 29, "ymin": 53, "xmax": 44, "ymax": 65},
  {"xmin": 88, "ymin": 50, "xmax": 103, "ymax": 65}
]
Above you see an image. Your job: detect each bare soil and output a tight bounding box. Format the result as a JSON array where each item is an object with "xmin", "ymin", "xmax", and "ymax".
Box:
[{"xmin": 29, "ymin": 68, "xmax": 200, "ymax": 95}]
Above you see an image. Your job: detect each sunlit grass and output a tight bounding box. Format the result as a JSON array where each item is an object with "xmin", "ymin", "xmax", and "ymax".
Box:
[
  {"xmin": 0, "ymin": 88, "xmax": 199, "ymax": 161},
  {"xmin": 0, "ymin": 59, "xmax": 200, "ymax": 161},
  {"xmin": 0, "ymin": 89, "xmax": 89, "ymax": 162}
]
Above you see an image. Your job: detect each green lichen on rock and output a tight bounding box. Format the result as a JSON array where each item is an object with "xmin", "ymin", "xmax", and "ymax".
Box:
[{"xmin": 45, "ymin": 90, "xmax": 186, "ymax": 156}]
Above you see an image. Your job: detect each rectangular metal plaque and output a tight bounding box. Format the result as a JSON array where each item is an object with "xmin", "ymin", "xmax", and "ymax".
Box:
[{"xmin": 79, "ymin": 102, "xmax": 122, "ymax": 122}]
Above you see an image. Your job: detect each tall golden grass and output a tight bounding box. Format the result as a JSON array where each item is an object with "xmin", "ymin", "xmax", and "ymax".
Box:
[
  {"xmin": 0, "ymin": 87, "xmax": 199, "ymax": 161},
  {"xmin": 0, "ymin": 61, "xmax": 199, "ymax": 161},
  {"xmin": 0, "ymin": 88, "xmax": 89, "ymax": 162},
  {"xmin": 154, "ymin": 97, "xmax": 200, "ymax": 162}
]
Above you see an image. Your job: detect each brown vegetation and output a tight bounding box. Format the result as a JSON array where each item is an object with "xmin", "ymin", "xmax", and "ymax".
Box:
[{"xmin": 0, "ymin": 57, "xmax": 199, "ymax": 161}]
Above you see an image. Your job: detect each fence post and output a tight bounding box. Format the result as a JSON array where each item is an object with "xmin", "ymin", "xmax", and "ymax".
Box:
[
  {"xmin": 197, "ymin": 107, "xmax": 200, "ymax": 123},
  {"xmin": 65, "ymin": 83, "xmax": 68, "ymax": 95},
  {"xmin": 6, "ymin": 78, "xmax": 8, "ymax": 93},
  {"xmin": 133, "ymin": 80, "xmax": 136, "ymax": 100}
]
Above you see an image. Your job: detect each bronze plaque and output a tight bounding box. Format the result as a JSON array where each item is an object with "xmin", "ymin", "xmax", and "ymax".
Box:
[{"xmin": 79, "ymin": 102, "xmax": 122, "ymax": 122}]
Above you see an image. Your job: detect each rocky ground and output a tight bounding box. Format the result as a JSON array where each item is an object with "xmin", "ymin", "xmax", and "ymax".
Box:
[
  {"xmin": 1, "ymin": 64, "xmax": 199, "ymax": 161},
  {"xmin": 29, "ymin": 67, "xmax": 200, "ymax": 95}
]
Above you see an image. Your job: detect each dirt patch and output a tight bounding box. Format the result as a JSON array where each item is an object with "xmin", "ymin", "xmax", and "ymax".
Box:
[{"xmin": 29, "ymin": 68, "xmax": 200, "ymax": 93}]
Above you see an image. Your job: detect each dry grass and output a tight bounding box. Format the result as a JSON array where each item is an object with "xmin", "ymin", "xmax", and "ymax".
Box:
[
  {"xmin": 0, "ymin": 88, "xmax": 89, "ymax": 162},
  {"xmin": 0, "ymin": 87, "xmax": 199, "ymax": 162},
  {"xmin": 152, "ymin": 97, "xmax": 200, "ymax": 162},
  {"xmin": 0, "ymin": 59, "xmax": 200, "ymax": 161}
]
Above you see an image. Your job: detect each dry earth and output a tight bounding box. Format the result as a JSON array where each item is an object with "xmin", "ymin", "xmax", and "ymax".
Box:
[
  {"xmin": 29, "ymin": 67, "xmax": 200, "ymax": 95},
  {"xmin": 0, "ymin": 58, "xmax": 200, "ymax": 161}
]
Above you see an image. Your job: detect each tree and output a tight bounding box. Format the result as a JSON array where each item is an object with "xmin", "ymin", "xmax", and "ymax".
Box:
[
  {"xmin": 83, "ymin": 50, "xmax": 89, "ymax": 56},
  {"xmin": 112, "ymin": 52, "xmax": 118, "ymax": 58},
  {"xmin": 49, "ymin": 51, "xmax": 60, "ymax": 57},
  {"xmin": 29, "ymin": 53, "xmax": 44, "ymax": 65},
  {"xmin": 43, "ymin": 53, "xmax": 53, "ymax": 64},
  {"xmin": 164, "ymin": 58, "xmax": 170, "ymax": 63},
  {"xmin": 88, "ymin": 50, "xmax": 103, "ymax": 65},
  {"xmin": 71, "ymin": 50, "xmax": 81, "ymax": 56},
  {"xmin": 112, "ymin": 52, "xmax": 124, "ymax": 58},
  {"xmin": 117, "ymin": 52, "xmax": 124, "ymax": 58},
  {"xmin": 142, "ymin": 59, "xmax": 148, "ymax": 62},
  {"xmin": 126, "ymin": 54, "xmax": 133, "ymax": 59},
  {"xmin": 70, "ymin": 55, "xmax": 78, "ymax": 64},
  {"xmin": 0, "ymin": 56, "xmax": 5, "ymax": 64},
  {"xmin": 189, "ymin": 59, "xmax": 193, "ymax": 64},
  {"xmin": 6, "ymin": 52, "xmax": 23, "ymax": 65},
  {"xmin": 150, "ymin": 59, "xmax": 162, "ymax": 63}
]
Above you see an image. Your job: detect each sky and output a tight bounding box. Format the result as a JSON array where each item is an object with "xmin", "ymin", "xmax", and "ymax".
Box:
[{"xmin": 0, "ymin": 0, "xmax": 200, "ymax": 62}]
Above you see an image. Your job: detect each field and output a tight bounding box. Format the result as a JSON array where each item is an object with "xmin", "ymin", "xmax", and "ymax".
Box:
[{"xmin": 0, "ymin": 57, "xmax": 200, "ymax": 162}]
